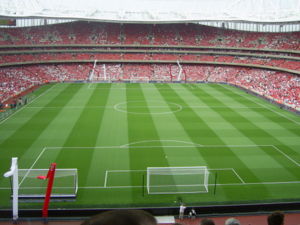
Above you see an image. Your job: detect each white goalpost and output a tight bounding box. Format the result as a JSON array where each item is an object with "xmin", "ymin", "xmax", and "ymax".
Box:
[
  {"xmin": 130, "ymin": 76, "xmax": 150, "ymax": 83},
  {"xmin": 89, "ymin": 60, "xmax": 97, "ymax": 81},
  {"xmin": 147, "ymin": 166, "xmax": 209, "ymax": 194},
  {"xmin": 103, "ymin": 64, "xmax": 107, "ymax": 81},
  {"xmin": 18, "ymin": 168, "xmax": 78, "ymax": 198},
  {"xmin": 3, "ymin": 157, "xmax": 19, "ymax": 221},
  {"xmin": 3, "ymin": 158, "xmax": 78, "ymax": 220},
  {"xmin": 177, "ymin": 60, "xmax": 183, "ymax": 81},
  {"xmin": 95, "ymin": 64, "xmax": 110, "ymax": 82}
]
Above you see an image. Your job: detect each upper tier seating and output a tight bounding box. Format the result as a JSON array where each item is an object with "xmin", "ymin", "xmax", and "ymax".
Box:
[{"xmin": 0, "ymin": 22, "xmax": 299, "ymax": 50}]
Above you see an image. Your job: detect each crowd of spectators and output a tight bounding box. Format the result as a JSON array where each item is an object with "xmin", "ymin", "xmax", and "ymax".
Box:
[
  {"xmin": 79, "ymin": 209, "xmax": 285, "ymax": 225},
  {"xmin": 0, "ymin": 64, "xmax": 92, "ymax": 103},
  {"xmin": 1, "ymin": 53, "xmax": 299, "ymax": 74},
  {"xmin": 1, "ymin": 64, "xmax": 298, "ymax": 109},
  {"xmin": 0, "ymin": 22, "xmax": 299, "ymax": 50}
]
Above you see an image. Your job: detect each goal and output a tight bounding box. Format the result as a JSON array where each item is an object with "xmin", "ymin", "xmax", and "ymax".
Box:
[
  {"xmin": 18, "ymin": 168, "xmax": 78, "ymax": 198},
  {"xmin": 4, "ymin": 158, "xmax": 78, "ymax": 221},
  {"xmin": 147, "ymin": 166, "xmax": 209, "ymax": 194},
  {"xmin": 130, "ymin": 76, "xmax": 150, "ymax": 83}
]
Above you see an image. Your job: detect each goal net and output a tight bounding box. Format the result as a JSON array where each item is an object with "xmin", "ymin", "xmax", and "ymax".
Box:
[
  {"xmin": 17, "ymin": 168, "xmax": 78, "ymax": 198},
  {"xmin": 147, "ymin": 166, "xmax": 209, "ymax": 194},
  {"xmin": 130, "ymin": 76, "xmax": 150, "ymax": 83}
]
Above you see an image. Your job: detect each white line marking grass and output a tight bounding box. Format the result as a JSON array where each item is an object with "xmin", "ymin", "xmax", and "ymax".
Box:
[
  {"xmin": 231, "ymin": 168, "xmax": 245, "ymax": 184},
  {"xmin": 0, "ymin": 84, "xmax": 57, "ymax": 126},
  {"xmin": 220, "ymin": 84, "xmax": 300, "ymax": 126},
  {"xmin": 104, "ymin": 168, "xmax": 244, "ymax": 188},
  {"xmin": 1, "ymin": 143, "xmax": 297, "ymax": 190},
  {"xmin": 5, "ymin": 143, "xmax": 295, "ymax": 191},
  {"xmin": 36, "ymin": 144, "xmax": 300, "ymax": 169},
  {"xmin": 18, "ymin": 147, "xmax": 47, "ymax": 186},
  {"xmin": 27, "ymin": 103, "xmax": 264, "ymax": 109},
  {"xmin": 104, "ymin": 170, "xmax": 108, "ymax": 188},
  {"xmin": 87, "ymin": 84, "xmax": 187, "ymax": 90}
]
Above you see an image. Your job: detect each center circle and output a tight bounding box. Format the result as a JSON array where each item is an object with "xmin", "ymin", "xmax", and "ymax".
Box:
[{"xmin": 114, "ymin": 101, "xmax": 182, "ymax": 115}]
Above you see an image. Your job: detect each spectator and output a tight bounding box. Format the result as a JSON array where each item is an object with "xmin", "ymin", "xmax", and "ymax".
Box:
[
  {"xmin": 225, "ymin": 217, "xmax": 241, "ymax": 225},
  {"xmin": 267, "ymin": 211, "xmax": 284, "ymax": 225},
  {"xmin": 81, "ymin": 209, "xmax": 157, "ymax": 225},
  {"xmin": 188, "ymin": 208, "xmax": 197, "ymax": 219},
  {"xmin": 200, "ymin": 218, "xmax": 215, "ymax": 225},
  {"xmin": 179, "ymin": 203, "xmax": 186, "ymax": 219}
]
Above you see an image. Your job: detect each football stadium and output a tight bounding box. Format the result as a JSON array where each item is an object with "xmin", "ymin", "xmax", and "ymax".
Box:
[{"xmin": 0, "ymin": 0, "xmax": 299, "ymax": 224}]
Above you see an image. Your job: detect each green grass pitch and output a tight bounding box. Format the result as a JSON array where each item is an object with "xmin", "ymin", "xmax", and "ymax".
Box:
[{"xmin": 0, "ymin": 82, "xmax": 299, "ymax": 210}]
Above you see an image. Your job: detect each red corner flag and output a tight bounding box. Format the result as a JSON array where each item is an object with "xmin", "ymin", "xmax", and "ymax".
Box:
[{"xmin": 37, "ymin": 163, "xmax": 56, "ymax": 218}]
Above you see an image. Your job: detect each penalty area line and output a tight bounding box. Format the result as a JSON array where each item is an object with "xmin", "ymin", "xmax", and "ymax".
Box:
[
  {"xmin": 1, "ymin": 180, "xmax": 300, "ymax": 191},
  {"xmin": 77, "ymin": 180, "xmax": 300, "ymax": 189},
  {"xmin": 18, "ymin": 147, "xmax": 47, "ymax": 186}
]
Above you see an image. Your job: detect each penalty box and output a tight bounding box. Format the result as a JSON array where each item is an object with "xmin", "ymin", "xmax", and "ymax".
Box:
[{"xmin": 26, "ymin": 145, "xmax": 300, "ymax": 190}]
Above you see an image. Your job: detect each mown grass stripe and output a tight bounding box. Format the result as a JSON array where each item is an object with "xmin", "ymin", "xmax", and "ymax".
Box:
[
  {"xmin": 126, "ymin": 84, "xmax": 169, "ymax": 197},
  {"xmin": 156, "ymin": 83, "xmax": 268, "ymax": 201},
  {"xmin": 216, "ymin": 85, "xmax": 300, "ymax": 162},
  {"xmin": 0, "ymin": 83, "xmax": 81, "ymax": 171},
  {"xmin": 216, "ymin": 84, "xmax": 300, "ymax": 124},
  {"xmin": 0, "ymin": 83, "xmax": 299, "ymax": 209},
  {"xmin": 0, "ymin": 84, "xmax": 57, "ymax": 144},
  {"xmin": 191, "ymin": 84, "xmax": 300, "ymax": 181},
  {"xmin": 214, "ymin": 84, "xmax": 300, "ymax": 141},
  {"xmin": 215, "ymin": 84, "xmax": 300, "ymax": 139},
  {"xmin": 84, "ymin": 83, "xmax": 130, "ymax": 190},
  {"xmin": 54, "ymin": 83, "xmax": 112, "ymax": 187},
  {"xmin": 141, "ymin": 83, "xmax": 208, "ymax": 167}
]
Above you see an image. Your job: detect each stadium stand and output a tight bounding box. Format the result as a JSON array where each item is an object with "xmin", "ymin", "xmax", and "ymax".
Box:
[
  {"xmin": 0, "ymin": 21, "xmax": 299, "ymax": 111},
  {"xmin": 1, "ymin": 63, "xmax": 298, "ymax": 109},
  {"xmin": 0, "ymin": 22, "xmax": 299, "ymax": 49}
]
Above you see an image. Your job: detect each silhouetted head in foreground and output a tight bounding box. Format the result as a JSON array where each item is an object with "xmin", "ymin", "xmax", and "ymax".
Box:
[
  {"xmin": 200, "ymin": 218, "xmax": 215, "ymax": 225},
  {"xmin": 81, "ymin": 210, "xmax": 157, "ymax": 225},
  {"xmin": 267, "ymin": 211, "xmax": 284, "ymax": 225}
]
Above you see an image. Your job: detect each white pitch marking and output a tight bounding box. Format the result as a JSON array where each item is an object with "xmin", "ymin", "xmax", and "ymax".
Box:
[
  {"xmin": 231, "ymin": 168, "xmax": 245, "ymax": 184},
  {"xmin": 0, "ymin": 84, "xmax": 58, "ymax": 126},
  {"xmin": 18, "ymin": 147, "xmax": 47, "ymax": 186},
  {"xmin": 272, "ymin": 145, "xmax": 300, "ymax": 167},
  {"xmin": 42, "ymin": 144, "xmax": 300, "ymax": 168},
  {"xmin": 114, "ymin": 101, "xmax": 183, "ymax": 115},
  {"xmin": 107, "ymin": 169, "xmax": 146, "ymax": 173},
  {"xmin": 78, "ymin": 180, "xmax": 300, "ymax": 189},
  {"xmin": 88, "ymin": 86, "xmax": 187, "ymax": 90},
  {"xmin": 104, "ymin": 171, "xmax": 108, "ymax": 188},
  {"xmin": 25, "ymin": 105, "xmax": 265, "ymax": 110},
  {"xmin": 2, "ymin": 180, "xmax": 300, "ymax": 190},
  {"xmin": 120, "ymin": 139, "xmax": 204, "ymax": 148},
  {"xmin": 104, "ymin": 168, "xmax": 244, "ymax": 188},
  {"xmin": 220, "ymin": 84, "xmax": 300, "ymax": 126},
  {"xmin": 16, "ymin": 144, "xmax": 298, "ymax": 190}
]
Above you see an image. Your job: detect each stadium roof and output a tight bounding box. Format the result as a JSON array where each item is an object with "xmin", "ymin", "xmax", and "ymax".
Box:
[{"xmin": 1, "ymin": 0, "xmax": 300, "ymax": 23}]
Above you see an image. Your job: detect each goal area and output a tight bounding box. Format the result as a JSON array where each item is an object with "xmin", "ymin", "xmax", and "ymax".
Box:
[
  {"xmin": 17, "ymin": 168, "xmax": 78, "ymax": 198},
  {"xmin": 147, "ymin": 166, "xmax": 209, "ymax": 194}
]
